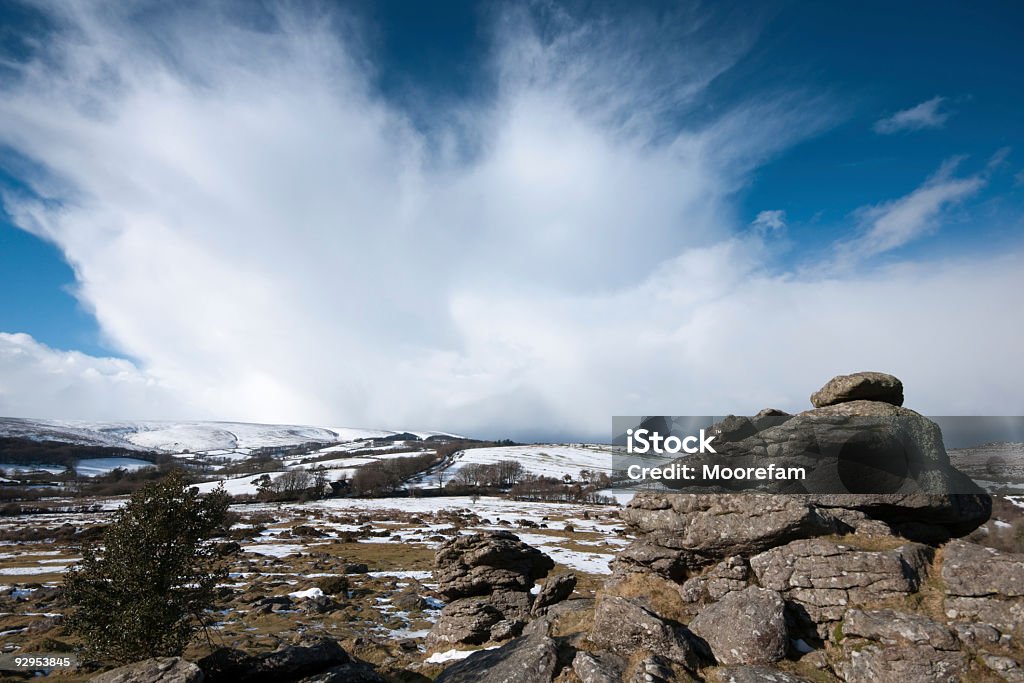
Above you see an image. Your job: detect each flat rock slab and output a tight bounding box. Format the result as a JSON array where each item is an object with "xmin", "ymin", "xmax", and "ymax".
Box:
[
  {"xmin": 834, "ymin": 643, "xmax": 966, "ymax": 683},
  {"xmin": 706, "ymin": 665, "xmax": 815, "ymax": 683},
  {"xmin": 841, "ymin": 609, "xmax": 958, "ymax": 651},
  {"xmin": 810, "ymin": 372, "xmax": 904, "ymax": 408},
  {"xmin": 942, "ymin": 539, "xmax": 1024, "ymax": 597}
]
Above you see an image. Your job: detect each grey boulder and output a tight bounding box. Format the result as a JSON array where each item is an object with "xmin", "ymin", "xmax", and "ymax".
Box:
[
  {"xmin": 810, "ymin": 371, "xmax": 904, "ymax": 407},
  {"xmin": 91, "ymin": 658, "xmax": 204, "ymax": 683},
  {"xmin": 688, "ymin": 586, "xmax": 788, "ymax": 665}
]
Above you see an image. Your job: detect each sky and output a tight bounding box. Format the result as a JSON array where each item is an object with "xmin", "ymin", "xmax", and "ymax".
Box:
[{"xmin": 0, "ymin": 0, "xmax": 1022, "ymax": 441}]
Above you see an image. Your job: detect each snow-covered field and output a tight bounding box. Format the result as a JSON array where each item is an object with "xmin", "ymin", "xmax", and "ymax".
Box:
[{"xmin": 412, "ymin": 444, "xmax": 613, "ymax": 488}]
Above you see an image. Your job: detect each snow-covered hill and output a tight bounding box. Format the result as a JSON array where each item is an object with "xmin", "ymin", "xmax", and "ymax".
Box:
[{"xmin": 0, "ymin": 417, "xmax": 460, "ymax": 454}]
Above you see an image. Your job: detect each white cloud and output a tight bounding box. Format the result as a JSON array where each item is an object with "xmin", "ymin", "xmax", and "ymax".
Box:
[
  {"xmin": 752, "ymin": 210, "xmax": 786, "ymax": 233},
  {"xmin": 874, "ymin": 96, "xmax": 951, "ymax": 134},
  {"xmin": 0, "ymin": 333, "xmax": 180, "ymax": 420},
  {"xmin": 0, "ymin": 5, "xmax": 1019, "ymax": 439},
  {"xmin": 835, "ymin": 157, "xmax": 984, "ymax": 262}
]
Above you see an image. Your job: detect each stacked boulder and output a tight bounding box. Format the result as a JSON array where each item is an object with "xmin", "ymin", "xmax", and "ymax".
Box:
[
  {"xmin": 426, "ymin": 530, "xmax": 559, "ymax": 648},
  {"xmin": 430, "ymin": 373, "xmax": 1023, "ymax": 683}
]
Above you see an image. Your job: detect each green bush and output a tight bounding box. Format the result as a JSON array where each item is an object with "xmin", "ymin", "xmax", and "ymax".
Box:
[{"xmin": 62, "ymin": 471, "xmax": 231, "ymax": 662}]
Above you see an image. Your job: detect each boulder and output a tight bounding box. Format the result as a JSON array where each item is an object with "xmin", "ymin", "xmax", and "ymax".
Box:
[
  {"xmin": 810, "ymin": 371, "xmax": 904, "ymax": 407},
  {"xmin": 91, "ymin": 658, "xmax": 203, "ymax": 683},
  {"xmin": 426, "ymin": 590, "xmax": 532, "ymax": 647},
  {"xmin": 432, "ymin": 630, "xmax": 560, "ymax": 683},
  {"xmin": 572, "ymin": 650, "xmax": 626, "ymax": 683},
  {"xmin": 589, "ymin": 595, "xmax": 699, "ymax": 670},
  {"xmin": 198, "ymin": 639, "xmax": 352, "ymax": 683},
  {"xmin": 750, "ymin": 538, "xmax": 932, "ymax": 639},
  {"xmin": 688, "ymin": 586, "xmax": 788, "ymax": 665},
  {"xmin": 296, "ymin": 663, "xmax": 386, "ymax": 683},
  {"xmin": 433, "ymin": 531, "xmax": 554, "ymax": 600},
  {"xmin": 532, "ymin": 573, "xmax": 577, "ymax": 616}
]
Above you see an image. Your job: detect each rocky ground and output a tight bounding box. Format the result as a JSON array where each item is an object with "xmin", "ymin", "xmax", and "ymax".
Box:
[
  {"xmin": 1, "ymin": 372, "xmax": 1023, "ymax": 682},
  {"xmin": 0, "ymin": 496, "xmax": 627, "ymax": 681}
]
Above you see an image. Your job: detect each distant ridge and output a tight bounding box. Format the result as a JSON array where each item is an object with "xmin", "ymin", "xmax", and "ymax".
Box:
[{"xmin": 0, "ymin": 417, "xmax": 462, "ymax": 454}]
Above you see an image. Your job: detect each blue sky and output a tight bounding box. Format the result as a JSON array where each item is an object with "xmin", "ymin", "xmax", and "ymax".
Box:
[{"xmin": 0, "ymin": 1, "xmax": 1022, "ymax": 438}]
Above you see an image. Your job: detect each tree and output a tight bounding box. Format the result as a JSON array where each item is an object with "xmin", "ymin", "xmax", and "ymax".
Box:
[
  {"xmin": 312, "ymin": 466, "xmax": 329, "ymax": 498},
  {"xmin": 272, "ymin": 469, "xmax": 314, "ymax": 496},
  {"xmin": 62, "ymin": 471, "xmax": 231, "ymax": 662}
]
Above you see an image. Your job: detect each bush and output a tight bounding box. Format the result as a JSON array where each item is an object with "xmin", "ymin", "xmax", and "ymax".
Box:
[{"xmin": 62, "ymin": 471, "xmax": 231, "ymax": 662}]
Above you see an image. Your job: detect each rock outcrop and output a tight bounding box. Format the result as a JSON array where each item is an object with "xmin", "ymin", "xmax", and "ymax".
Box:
[
  {"xmin": 427, "ymin": 531, "xmax": 555, "ymax": 648},
  {"xmin": 424, "ymin": 373, "xmax": 1019, "ymax": 683}
]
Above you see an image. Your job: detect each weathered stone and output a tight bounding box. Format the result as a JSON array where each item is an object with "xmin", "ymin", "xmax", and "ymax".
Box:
[
  {"xmin": 841, "ymin": 609, "xmax": 958, "ymax": 650},
  {"xmin": 652, "ymin": 396, "xmax": 990, "ymax": 540},
  {"xmin": 532, "ymin": 572, "xmax": 576, "ymax": 616},
  {"xmin": 950, "ymin": 622, "xmax": 1000, "ymax": 648},
  {"xmin": 589, "ymin": 595, "xmax": 699, "ymax": 669},
  {"xmin": 943, "ymin": 595, "xmax": 1024, "ymax": 633},
  {"xmin": 611, "ymin": 532, "xmax": 718, "ymax": 580},
  {"xmin": 750, "ymin": 538, "xmax": 932, "ymax": 639},
  {"xmin": 834, "ymin": 643, "xmax": 967, "ymax": 683},
  {"xmin": 572, "ymin": 650, "xmax": 626, "ymax": 683},
  {"xmin": 432, "ymin": 630, "xmax": 560, "ymax": 683},
  {"xmin": 942, "ymin": 540, "xmax": 1024, "ymax": 598},
  {"xmin": 199, "ymin": 639, "xmax": 353, "ymax": 683},
  {"xmin": 833, "ymin": 609, "xmax": 967, "ymax": 683},
  {"xmin": 621, "ymin": 494, "xmax": 842, "ymax": 560},
  {"xmin": 980, "ymin": 654, "xmax": 1024, "ymax": 682},
  {"xmin": 810, "ymin": 372, "xmax": 904, "ymax": 408},
  {"xmin": 680, "ymin": 556, "xmax": 749, "ymax": 603},
  {"xmin": 250, "ymin": 639, "xmax": 352, "ymax": 681},
  {"xmin": 689, "ymin": 586, "xmax": 788, "ymax": 665},
  {"xmin": 625, "ymin": 654, "xmax": 693, "ymax": 683},
  {"xmin": 392, "ymin": 589, "xmax": 426, "ymax": 611},
  {"xmin": 426, "ymin": 597, "xmax": 501, "ymax": 646},
  {"xmin": 91, "ymin": 658, "xmax": 203, "ymax": 683},
  {"xmin": 706, "ymin": 665, "xmax": 815, "ymax": 683},
  {"xmin": 433, "ymin": 531, "xmax": 554, "ymax": 600},
  {"xmin": 426, "ymin": 591, "xmax": 532, "ymax": 647},
  {"xmin": 296, "ymin": 662, "xmax": 386, "ymax": 683}
]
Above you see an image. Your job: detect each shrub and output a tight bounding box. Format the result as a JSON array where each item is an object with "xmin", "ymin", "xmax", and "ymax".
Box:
[{"xmin": 62, "ymin": 471, "xmax": 231, "ymax": 662}]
